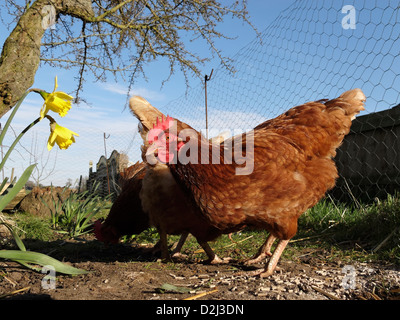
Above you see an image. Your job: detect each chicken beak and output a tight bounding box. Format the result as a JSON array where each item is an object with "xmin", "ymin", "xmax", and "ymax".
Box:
[{"xmin": 146, "ymin": 143, "xmax": 159, "ymax": 156}]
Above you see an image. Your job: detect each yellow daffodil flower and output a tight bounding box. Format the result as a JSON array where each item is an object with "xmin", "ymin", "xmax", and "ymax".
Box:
[
  {"xmin": 39, "ymin": 76, "xmax": 73, "ymax": 120},
  {"xmin": 47, "ymin": 118, "xmax": 79, "ymax": 151}
]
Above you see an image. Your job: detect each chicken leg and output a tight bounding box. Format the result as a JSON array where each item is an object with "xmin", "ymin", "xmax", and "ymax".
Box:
[
  {"xmin": 244, "ymin": 234, "xmax": 276, "ymax": 265},
  {"xmin": 199, "ymin": 241, "xmax": 231, "ymax": 264},
  {"xmin": 254, "ymin": 239, "xmax": 289, "ymax": 278},
  {"xmin": 159, "ymin": 229, "xmax": 172, "ymax": 261},
  {"xmin": 171, "ymin": 232, "xmax": 189, "ymax": 259}
]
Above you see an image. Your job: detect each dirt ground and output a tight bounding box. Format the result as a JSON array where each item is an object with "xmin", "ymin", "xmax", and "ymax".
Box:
[{"xmin": 1, "ymin": 237, "xmax": 400, "ymax": 301}]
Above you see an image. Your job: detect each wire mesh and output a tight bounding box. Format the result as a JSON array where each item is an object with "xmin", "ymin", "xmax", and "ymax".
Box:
[
  {"xmin": 162, "ymin": 0, "xmax": 400, "ymax": 203},
  {"xmin": 3, "ymin": 0, "xmax": 400, "ymax": 203},
  {"xmin": 1, "ymin": 124, "xmax": 141, "ymax": 189}
]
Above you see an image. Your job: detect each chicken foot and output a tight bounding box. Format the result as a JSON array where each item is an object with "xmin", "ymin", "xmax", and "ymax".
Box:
[
  {"xmin": 171, "ymin": 232, "xmax": 189, "ymax": 259},
  {"xmin": 156, "ymin": 231, "xmax": 190, "ymax": 261},
  {"xmin": 244, "ymin": 234, "xmax": 276, "ymax": 265},
  {"xmin": 253, "ymin": 239, "xmax": 289, "ymax": 278},
  {"xmin": 199, "ymin": 241, "xmax": 232, "ymax": 264},
  {"xmin": 157, "ymin": 231, "xmax": 231, "ymax": 264}
]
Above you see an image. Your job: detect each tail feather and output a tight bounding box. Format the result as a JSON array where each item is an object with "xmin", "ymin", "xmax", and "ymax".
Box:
[
  {"xmin": 326, "ymin": 88, "xmax": 366, "ymax": 120},
  {"xmin": 129, "ymin": 96, "xmax": 166, "ymax": 137},
  {"xmin": 119, "ymin": 161, "xmax": 146, "ymax": 189}
]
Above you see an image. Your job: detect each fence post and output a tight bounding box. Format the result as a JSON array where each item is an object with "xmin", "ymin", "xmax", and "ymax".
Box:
[
  {"xmin": 103, "ymin": 133, "xmax": 111, "ymax": 195},
  {"xmin": 204, "ymin": 69, "xmax": 213, "ymax": 140}
]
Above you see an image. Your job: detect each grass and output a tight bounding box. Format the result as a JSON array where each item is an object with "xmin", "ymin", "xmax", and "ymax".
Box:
[
  {"xmin": 154, "ymin": 193, "xmax": 400, "ymax": 265},
  {"xmin": 299, "ymin": 194, "xmax": 400, "ymax": 252},
  {"xmin": 13, "ymin": 214, "xmax": 55, "ymax": 242},
  {"xmin": 3, "ymin": 191, "xmax": 400, "ymax": 266}
]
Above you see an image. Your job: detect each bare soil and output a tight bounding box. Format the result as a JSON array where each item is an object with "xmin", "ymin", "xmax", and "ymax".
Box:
[{"xmin": 1, "ymin": 237, "xmax": 399, "ymax": 301}]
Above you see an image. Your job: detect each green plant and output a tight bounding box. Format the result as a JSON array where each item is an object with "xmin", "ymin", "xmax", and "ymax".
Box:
[
  {"xmin": 295, "ymin": 193, "xmax": 400, "ymax": 262},
  {"xmin": 0, "ymin": 80, "xmax": 86, "ymax": 275},
  {"xmin": 46, "ymin": 185, "xmax": 111, "ymax": 238},
  {"xmin": 41, "ymin": 186, "xmax": 68, "ymax": 229},
  {"xmin": 122, "ymin": 226, "xmax": 159, "ymax": 244}
]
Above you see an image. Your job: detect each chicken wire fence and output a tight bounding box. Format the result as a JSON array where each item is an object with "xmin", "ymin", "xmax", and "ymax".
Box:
[
  {"xmin": 0, "ymin": 126, "xmax": 140, "ymax": 189},
  {"xmin": 160, "ymin": 0, "xmax": 400, "ymax": 203},
  {"xmin": 2, "ymin": 0, "xmax": 400, "ymax": 203}
]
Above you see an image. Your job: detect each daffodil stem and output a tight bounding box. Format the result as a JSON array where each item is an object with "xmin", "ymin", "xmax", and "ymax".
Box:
[
  {"xmin": 0, "ymin": 88, "xmax": 44, "ymax": 146},
  {"xmin": 0, "ymin": 88, "xmax": 44, "ymax": 172},
  {"xmin": 0, "ymin": 117, "xmax": 41, "ymax": 172},
  {"xmin": 45, "ymin": 115, "xmax": 55, "ymax": 123}
]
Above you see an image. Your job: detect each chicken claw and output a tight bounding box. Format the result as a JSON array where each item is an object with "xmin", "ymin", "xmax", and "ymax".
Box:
[
  {"xmin": 199, "ymin": 241, "xmax": 232, "ymax": 264},
  {"xmin": 207, "ymin": 256, "xmax": 232, "ymax": 265},
  {"xmin": 171, "ymin": 252, "xmax": 188, "ymax": 260},
  {"xmin": 244, "ymin": 234, "xmax": 276, "ymax": 265}
]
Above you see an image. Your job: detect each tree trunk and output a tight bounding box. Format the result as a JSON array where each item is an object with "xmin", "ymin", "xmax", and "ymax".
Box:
[
  {"xmin": 0, "ymin": 0, "xmax": 94, "ymax": 119},
  {"xmin": 0, "ymin": 1, "xmax": 47, "ymax": 118}
]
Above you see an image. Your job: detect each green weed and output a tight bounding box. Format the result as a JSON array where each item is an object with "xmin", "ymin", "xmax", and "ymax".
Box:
[{"xmin": 43, "ymin": 186, "xmax": 112, "ymax": 238}]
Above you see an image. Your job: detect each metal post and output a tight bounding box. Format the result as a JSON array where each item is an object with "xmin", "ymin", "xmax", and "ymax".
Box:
[
  {"xmin": 204, "ymin": 69, "xmax": 213, "ymax": 140},
  {"xmin": 103, "ymin": 133, "xmax": 111, "ymax": 195}
]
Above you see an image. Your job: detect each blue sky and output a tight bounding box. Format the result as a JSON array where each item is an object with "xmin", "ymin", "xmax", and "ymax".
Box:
[
  {"xmin": 1, "ymin": 0, "xmax": 399, "ymax": 187},
  {"xmin": 0, "ymin": 1, "xmax": 296, "ymax": 186}
]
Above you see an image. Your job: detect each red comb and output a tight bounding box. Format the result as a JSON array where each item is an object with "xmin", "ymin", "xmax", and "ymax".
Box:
[
  {"xmin": 147, "ymin": 115, "xmax": 175, "ymax": 144},
  {"xmin": 152, "ymin": 115, "xmax": 174, "ymax": 131}
]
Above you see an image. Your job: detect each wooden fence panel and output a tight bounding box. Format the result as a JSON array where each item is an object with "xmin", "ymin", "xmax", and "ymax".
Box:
[{"xmin": 87, "ymin": 150, "xmax": 129, "ymax": 200}]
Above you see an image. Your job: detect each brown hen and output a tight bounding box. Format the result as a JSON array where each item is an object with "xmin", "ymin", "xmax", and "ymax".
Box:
[
  {"xmin": 94, "ymin": 162, "xmax": 149, "ymax": 244},
  {"xmin": 130, "ymin": 97, "xmax": 235, "ymax": 263},
  {"xmin": 136, "ymin": 89, "xmax": 366, "ymax": 277}
]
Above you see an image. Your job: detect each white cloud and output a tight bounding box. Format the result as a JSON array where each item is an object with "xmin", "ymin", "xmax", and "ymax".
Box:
[{"xmin": 100, "ymin": 82, "xmax": 166, "ymax": 102}]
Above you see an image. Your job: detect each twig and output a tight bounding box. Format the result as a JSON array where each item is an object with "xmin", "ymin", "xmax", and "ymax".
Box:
[
  {"xmin": 223, "ymin": 235, "xmax": 254, "ymax": 248},
  {"xmin": 290, "ymin": 232, "xmax": 334, "ymax": 243},
  {"xmin": 311, "ymin": 286, "xmax": 341, "ymax": 300},
  {"xmin": 193, "ymin": 235, "xmax": 254, "ymax": 254},
  {"xmin": 368, "ymin": 290, "xmax": 382, "ymax": 300},
  {"xmin": 2, "ymin": 275, "xmax": 18, "ymax": 287},
  {"xmin": 183, "ymin": 288, "xmax": 218, "ymax": 300},
  {"xmin": 0, "ymin": 286, "xmax": 31, "ymax": 299}
]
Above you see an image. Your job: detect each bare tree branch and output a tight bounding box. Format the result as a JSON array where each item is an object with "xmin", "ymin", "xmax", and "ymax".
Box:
[{"xmin": 0, "ymin": 0, "xmax": 257, "ymax": 117}]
